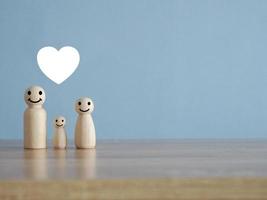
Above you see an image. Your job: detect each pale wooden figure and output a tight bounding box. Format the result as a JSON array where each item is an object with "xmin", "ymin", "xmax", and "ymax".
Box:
[
  {"xmin": 74, "ymin": 97, "xmax": 96, "ymax": 149},
  {"xmin": 24, "ymin": 86, "xmax": 47, "ymax": 149},
  {"xmin": 53, "ymin": 116, "xmax": 67, "ymax": 149}
]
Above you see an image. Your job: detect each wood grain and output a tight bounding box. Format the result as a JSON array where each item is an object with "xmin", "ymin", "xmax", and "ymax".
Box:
[
  {"xmin": 1, "ymin": 178, "xmax": 267, "ymax": 200},
  {"xmin": 0, "ymin": 140, "xmax": 266, "ymax": 199},
  {"xmin": 1, "ymin": 139, "xmax": 267, "ymax": 180}
]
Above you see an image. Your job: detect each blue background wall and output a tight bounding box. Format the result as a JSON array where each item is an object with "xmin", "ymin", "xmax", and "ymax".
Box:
[{"xmin": 0, "ymin": 0, "xmax": 267, "ymax": 139}]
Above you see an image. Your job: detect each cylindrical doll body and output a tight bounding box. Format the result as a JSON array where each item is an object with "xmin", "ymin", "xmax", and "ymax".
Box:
[
  {"xmin": 74, "ymin": 97, "xmax": 96, "ymax": 149},
  {"xmin": 53, "ymin": 116, "xmax": 67, "ymax": 149},
  {"xmin": 24, "ymin": 86, "xmax": 47, "ymax": 149}
]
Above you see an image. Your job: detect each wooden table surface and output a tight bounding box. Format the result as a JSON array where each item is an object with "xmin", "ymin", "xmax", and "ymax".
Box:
[{"xmin": 0, "ymin": 139, "xmax": 267, "ymax": 199}]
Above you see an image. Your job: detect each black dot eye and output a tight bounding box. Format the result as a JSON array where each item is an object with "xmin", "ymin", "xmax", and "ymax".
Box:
[
  {"xmin": 39, "ymin": 91, "xmax": 42, "ymax": 95},
  {"xmin": 62, "ymin": 120, "xmax": 64, "ymax": 122},
  {"xmin": 78, "ymin": 102, "xmax": 81, "ymax": 105},
  {"xmin": 56, "ymin": 119, "xmax": 58, "ymax": 122},
  {"xmin": 88, "ymin": 102, "xmax": 91, "ymax": 105},
  {"xmin": 28, "ymin": 91, "xmax": 31, "ymax": 95}
]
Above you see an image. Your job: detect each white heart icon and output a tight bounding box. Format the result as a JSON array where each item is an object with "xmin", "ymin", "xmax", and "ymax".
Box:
[{"xmin": 37, "ymin": 46, "xmax": 80, "ymax": 84}]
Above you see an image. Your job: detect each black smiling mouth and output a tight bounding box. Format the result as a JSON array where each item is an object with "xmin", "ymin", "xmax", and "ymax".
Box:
[
  {"xmin": 79, "ymin": 108, "xmax": 90, "ymax": 112},
  {"xmin": 56, "ymin": 124, "xmax": 63, "ymax": 127},
  {"xmin": 28, "ymin": 98, "xmax": 42, "ymax": 103}
]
